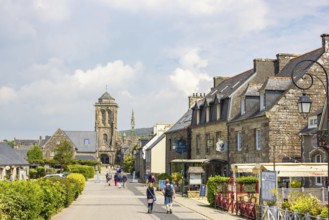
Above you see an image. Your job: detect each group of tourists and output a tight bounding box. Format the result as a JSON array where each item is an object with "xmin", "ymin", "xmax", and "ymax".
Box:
[
  {"xmin": 105, "ymin": 166, "xmax": 127, "ymax": 188},
  {"xmin": 146, "ymin": 177, "xmax": 175, "ymax": 214}
]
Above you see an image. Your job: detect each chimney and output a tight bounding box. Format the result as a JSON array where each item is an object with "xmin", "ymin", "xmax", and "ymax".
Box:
[
  {"xmin": 252, "ymin": 58, "xmax": 276, "ymax": 83},
  {"xmin": 321, "ymin": 33, "xmax": 329, "ymax": 52},
  {"xmin": 213, "ymin": 76, "xmax": 226, "ymax": 88},
  {"xmin": 188, "ymin": 93, "xmax": 204, "ymax": 109},
  {"xmin": 276, "ymin": 53, "xmax": 299, "ymax": 73}
]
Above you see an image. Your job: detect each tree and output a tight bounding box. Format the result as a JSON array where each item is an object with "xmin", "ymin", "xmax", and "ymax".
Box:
[
  {"xmin": 27, "ymin": 144, "xmax": 43, "ymax": 161},
  {"xmin": 4, "ymin": 140, "xmax": 15, "ymax": 148},
  {"xmin": 53, "ymin": 140, "xmax": 74, "ymax": 171},
  {"xmin": 123, "ymin": 154, "xmax": 134, "ymax": 174}
]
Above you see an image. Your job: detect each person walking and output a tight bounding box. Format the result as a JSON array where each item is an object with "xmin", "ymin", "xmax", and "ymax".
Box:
[
  {"xmin": 122, "ymin": 174, "xmax": 127, "ymax": 188},
  {"xmin": 114, "ymin": 173, "xmax": 118, "ymax": 186},
  {"xmin": 162, "ymin": 178, "xmax": 175, "ymax": 214},
  {"xmin": 146, "ymin": 182, "xmax": 156, "ymax": 214}
]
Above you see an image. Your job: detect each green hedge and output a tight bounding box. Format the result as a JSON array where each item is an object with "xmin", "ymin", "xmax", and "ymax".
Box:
[
  {"xmin": 68, "ymin": 165, "xmax": 94, "ymax": 179},
  {"xmin": 0, "ymin": 176, "xmax": 85, "ymax": 220},
  {"xmin": 206, "ymin": 176, "xmax": 230, "ymax": 206}
]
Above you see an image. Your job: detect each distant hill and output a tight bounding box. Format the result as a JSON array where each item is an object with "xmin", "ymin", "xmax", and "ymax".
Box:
[{"xmin": 119, "ymin": 127, "xmax": 153, "ymax": 137}]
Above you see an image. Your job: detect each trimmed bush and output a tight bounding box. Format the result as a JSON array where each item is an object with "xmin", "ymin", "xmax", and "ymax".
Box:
[
  {"xmin": 0, "ymin": 181, "xmax": 44, "ymax": 220},
  {"xmin": 68, "ymin": 165, "xmax": 95, "ymax": 179},
  {"xmin": 206, "ymin": 176, "xmax": 230, "ymax": 206},
  {"xmin": 67, "ymin": 173, "xmax": 86, "ymax": 194},
  {"xmin": 157, "ymin": 173, "xmax": 171, "ymax": 181}
]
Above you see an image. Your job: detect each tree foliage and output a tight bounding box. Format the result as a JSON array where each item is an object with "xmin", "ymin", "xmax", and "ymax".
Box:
[
  {"xmin": 123, "ymin": 154, "xmax": 134, "ymax": 173},
  {"xmin": 27, "ymin": 145, "xmax": 43, "ymax": 162},
  {"xmin": 53, "ymin": 140, "xmax": 74, "ymax": 171}
]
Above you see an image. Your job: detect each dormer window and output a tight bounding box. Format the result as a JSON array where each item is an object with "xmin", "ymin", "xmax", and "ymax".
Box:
[
  {"xmin": 260, "ymin": 92, "xmax": 265, "ymax": 111},
  {"xmin": 308, "ymin": 116, "xmax": 317, "ymax": 128},
  {"xmin": 84, "ymin": 138, "xmax": 90, "ymax": 145},
  {"xmin": 216, "ymin": 103, "xmax": 221, "ymax": 120},
  {"xmin": 241, "ymin": 97, "xmax": 245, "ymax": 115},
  {"xmin": 206, "ymin": 106, "xmax": 210, "ymax": 122}
]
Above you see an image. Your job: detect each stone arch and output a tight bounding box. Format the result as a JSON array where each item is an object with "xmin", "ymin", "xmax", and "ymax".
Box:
[{"xmin": 100, "ymin": 154, "xmax": 109, "ymax": 164}]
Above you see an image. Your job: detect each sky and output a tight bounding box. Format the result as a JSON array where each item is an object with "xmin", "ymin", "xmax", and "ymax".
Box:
[{"xmin": 1, "ymin": 0, "xmax": 329, "ymax": 140}]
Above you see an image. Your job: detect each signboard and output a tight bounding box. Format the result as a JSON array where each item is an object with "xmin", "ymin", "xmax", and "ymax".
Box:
[
  {"xmin": 199, "ymin": 185, "xmax": 206, "ymax": 197},
  {"xmin": 159, "ymin": 180, "xmax": 166, "ymax": 190},
  {"xmin": 189, "ymin": 174, "xmax": 202, "ymax": 185},
  {"xmin": 261, "ymin": 170, "xmax": 277, "ymax": 201},
  {"xmin": 174, "ymin": 139, "xmax": 187, "ymax": 153}
]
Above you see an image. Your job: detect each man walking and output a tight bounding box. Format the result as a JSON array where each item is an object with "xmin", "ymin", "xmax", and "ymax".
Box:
[{"xmin": 162, "ymin": 178, "xmax": 175, "ymax": 214}]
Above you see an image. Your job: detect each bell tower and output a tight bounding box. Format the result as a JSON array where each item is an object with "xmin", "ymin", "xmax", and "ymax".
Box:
[{"xmin": 95, "ymin": 91, "xmax": 119, "ymax": 165}]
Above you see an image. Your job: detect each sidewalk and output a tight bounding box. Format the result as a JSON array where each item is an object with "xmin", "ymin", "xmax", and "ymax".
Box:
[{"xmin": 161, "ymin": 191, "xmax": 244, "ymax": 220}]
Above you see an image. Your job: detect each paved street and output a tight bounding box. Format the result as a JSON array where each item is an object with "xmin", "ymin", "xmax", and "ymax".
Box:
[{"xmin": 51, "ymin": 170, "xmax": 243, "ymax": 220}]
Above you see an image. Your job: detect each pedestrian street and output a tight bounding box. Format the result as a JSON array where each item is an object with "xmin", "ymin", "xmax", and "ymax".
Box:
[{"xmin": 51, "ymin": 174, "xmax": 208, "ymax": 220}]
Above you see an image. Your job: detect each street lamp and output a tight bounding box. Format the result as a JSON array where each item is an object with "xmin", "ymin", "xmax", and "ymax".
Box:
[
  {"xmin": 172, "ymin": 144, "xmax": 184, "ymax": 197},
  {"xmin": 291, "ymin": 59, "xmax": 329, "ymax": 204}
]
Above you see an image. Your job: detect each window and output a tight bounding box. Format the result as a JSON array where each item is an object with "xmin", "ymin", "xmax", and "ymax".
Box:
[
  {"xmin": 315, "ymin": 154, "xmax": 322, "ymax": 185},
  {"xmin": 101, "ymin": 110, "xmax": 106, "ymax": 125},
  {"xmin": 308, "ymin": 116, "xmax": 317, "ymax": 128},
  {"xmin": 103, "ymin": 134, "xmax": 108, "ymax": 143},
  {"xmin": 256, "ymin": 129, "xmax": 261, "ymax": 150},
  {"xmin": 260, "ymin": 92, "xmax": 265, "ymax": 111},
  {"xmin": 241, "ymin": 97, "xmax": 245, "ymax": 115},
  {"xmin": 196, "ymin": 135, "xmax": 201, "ymax": 155},
  {"xmin": 56, "ymin": 141, "xmax": 60, "ymax": 145},
  {"xmin": 206, "ymin": 133, "xmax": 211, "ymax": 154},
  {"xmin": 84, "ymin": 138, "xmax": 90, "ymax": 145},
  {"xmin": 50, "ymin": 151, "xmax": 55, "ymax": 157},
  {"xmin": 169, "ymin": 139, "xmax": 172, "ymax": 152},
  {"xmin": 206, "ymin": 106, "xmax": 210, "ymax": 123},
  {"xmin": 216, "ymin": 103, "xmax": 221, "ymax": 120},
  {"xmin": 237, "ymin": 131, "xmax": 241, "ymax": 151},
  {"xmin": 196, "ymin": 109, "xmax": 200, "ymax": 124}
]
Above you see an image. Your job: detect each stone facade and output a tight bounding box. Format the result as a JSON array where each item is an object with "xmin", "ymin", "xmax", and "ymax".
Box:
[{"xmin": 95, "ymin": 92, "xmax": 123, "ymax": 165}]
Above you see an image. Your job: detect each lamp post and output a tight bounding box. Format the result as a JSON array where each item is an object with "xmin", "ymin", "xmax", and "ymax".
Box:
[
  {"xmin": 291, "ymin": 59, "xmax": 329, "ymax": 204},
  {"xmin": 172, "ymin": 144, "xmax": 185, "ymax": 197}
]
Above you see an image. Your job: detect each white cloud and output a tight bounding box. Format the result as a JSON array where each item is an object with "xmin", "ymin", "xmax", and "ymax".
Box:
[
  {"xmin": 32, "ymin": 0, "xmax": 71, "ymax": 22},
  {"xmin": 170, "ymin": 48, "xmax": 212, "ymax": 96},
  {"xmin": 0, "ymin": 87, "xmax": 17, "ymax": 104}
]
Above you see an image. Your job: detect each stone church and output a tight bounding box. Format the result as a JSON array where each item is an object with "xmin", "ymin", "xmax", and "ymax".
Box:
[{"xmin": 42, "ymin": 91, "xmax": 124, "ymax": 165}]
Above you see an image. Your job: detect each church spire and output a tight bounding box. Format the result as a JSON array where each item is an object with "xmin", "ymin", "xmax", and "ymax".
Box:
[{"xmin": 131, "ymin": 109, "xmax": 135, "ymax": 130}]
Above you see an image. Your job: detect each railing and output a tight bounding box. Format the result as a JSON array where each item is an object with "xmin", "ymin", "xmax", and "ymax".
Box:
[{"xmin": 261, "ymin": 206, "xmax": 328, "ymax": 220}]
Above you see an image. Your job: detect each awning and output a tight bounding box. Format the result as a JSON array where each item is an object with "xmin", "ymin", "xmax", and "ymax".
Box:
[
  {"xmin": 231, "ymin": 163, "xmax": 328, "ymax": 177},
  {"xmin": 171, "ymin": 159, "xmax": 209, "ymax": 163}
]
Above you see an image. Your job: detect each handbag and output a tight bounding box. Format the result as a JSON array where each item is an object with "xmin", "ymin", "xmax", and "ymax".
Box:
[{"xmin": 147, "ymin": 188, "xmax": 156, "ymax": 202}]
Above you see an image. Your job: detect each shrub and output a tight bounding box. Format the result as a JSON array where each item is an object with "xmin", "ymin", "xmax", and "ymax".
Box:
[
  {"xmin": 0, "ymin": 181, "xmax": 44, "ymax": 220},
  {"xmin": 320, "ymin": 206, "xmax": 328, "ymax": 218},
  {"xmin": 157, "ymin": 173, "xmax": 171, "ymax": 181},
  {"xmin": 67, "ymin": 173, "xmax": 86, "ymax": 194},
  {"xmin": 36, "ymin": 166, "xmax": 46, "ymax": 177},
  {"xmin": 171, "ymin": 172, "xmax": 182, "ymax": 185},
  {"xmin": 290, "ymin": 194, "xmax": 321, "ymax": 215},
  {"xmin": 68, "ymin": 165, "xmax": 95, "ymax": 179},
  {"xmin": 36, "ymin": 178, "xmax": 66, "ymax": 219},
  {"xmin": 206, "ymin": 176, "xmax": 229, "ymax": 206},
  {"xmin": 290, "ymin": 179, "xmax": 302, "ymax": 188},
  {"xmin": 29, "ymin": 168, "xmax": 38, "ymax": 179}
]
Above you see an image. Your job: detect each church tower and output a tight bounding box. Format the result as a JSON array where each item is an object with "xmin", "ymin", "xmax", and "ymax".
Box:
[
  {"xmin": 95, "ymin": 92, "xmax": 119, "ymax": 165},
  {"xmin": 130, "ymin": 109, "xmax": 135, "ymax": 137}
]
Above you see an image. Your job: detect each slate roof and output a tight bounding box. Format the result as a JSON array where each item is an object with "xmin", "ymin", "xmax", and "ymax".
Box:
[
  {"xmin": 232, "ymin": 48, "xmax": 324, "ymax": 122},
  {"xmin": 0, "ymin": 142, "xmax": 29, "ymax": 166},
  {"xmin": 75, "ymin": 155, "xmax": 97, "ymax": 161},
  {"xmin": 194, "ymin": 69, "xmax": 255, "ymax": 108},
  {"xmin": 259, "ymin": 77, "xmax": 291, "ymax": 91},
  {"xmin": 242, "ymin": 83, "xmax": 262, "ymax": 97},
  {"xmin": 166, "ymin": 109, "xmax": 192, "ymax": 133},
  {"xmin": 99, "ymin": 92, "xmax": 115, "ymax": 101},
  {"xmin": 64, "ymin": 131, "xmax": 97, "ymax": 153}
]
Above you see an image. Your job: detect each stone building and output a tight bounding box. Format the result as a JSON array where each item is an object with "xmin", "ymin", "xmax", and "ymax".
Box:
[
  {"xmin": 94, "ymin": 92, "xmax": 122, "ymax": 164},
  {"xmin": 43, "ymin": 91, "xmax": 123, "ymax": 165},
  {"xmin": 228, "ymin": 33, "xmax": 329, "ymax": 184},
  {"xmin": 189, "ymin": 57, "xmax": 278, "ymax": 178}
]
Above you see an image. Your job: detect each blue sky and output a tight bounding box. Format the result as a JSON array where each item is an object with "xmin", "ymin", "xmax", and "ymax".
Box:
[{"xmin": 1, "ymin": 0, "xmax": 329, "ymax": 140}]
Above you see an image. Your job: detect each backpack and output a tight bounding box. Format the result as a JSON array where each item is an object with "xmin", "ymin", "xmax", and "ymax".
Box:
[{"xmin": 164, "ymin": 184, "xmax": 173, "ymax": 197}]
